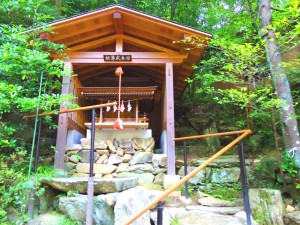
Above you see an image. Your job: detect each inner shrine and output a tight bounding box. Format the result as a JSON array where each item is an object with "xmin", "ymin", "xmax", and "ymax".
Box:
[{"xmin": 44, "ymin": 5, "xmax": 211, "ymax": 175}]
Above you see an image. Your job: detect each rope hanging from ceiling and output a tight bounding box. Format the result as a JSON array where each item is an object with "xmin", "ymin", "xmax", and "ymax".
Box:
[{"xmin": 114, "ymin": 66, "xmax": 124, "ymax": 130}]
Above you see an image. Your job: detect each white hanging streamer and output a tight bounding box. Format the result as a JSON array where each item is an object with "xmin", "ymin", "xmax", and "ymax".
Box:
[
  {"xmin": 120, "ymin": 100, "xmax": 125, "ymax": 112},
  {"xmin": 106, "ymin": 100, "xmax": 111, "ymax": 112},
  {"xmin": 127, "ymin": 100, "xmax": 132, "ymax": 112},
  {"xmin": 113, "ymin": 100, "xmax": 117, "ymax": 112}
]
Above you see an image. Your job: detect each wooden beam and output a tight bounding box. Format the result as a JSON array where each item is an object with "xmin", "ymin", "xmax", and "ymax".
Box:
[
  {"xmin": 62, "ymin": 58, "xmax": 184, "ymax": 65},
  {"xmin": 48, "ymin": 8, "xmax": 114, "ymax": 29},
  {"xmin": 40, "ymin": 32, "xmax": 53, "ymax": 41},
  {"xmin": 54, "ymin": 62, "xmax": 72, "ymax": 169},
  {"xmin": 80, "ymin": 67, "xmax": 114, "ymax": 81},
  {"xmin": 113, "ymin": 12, "xmax": 123, "ymax": 34},
  {"xmin": 68, "ymin": 35, "xmax": 118, "ymax": 52},
  {"xmin": 123, "ymin": 23, "xmax": 182, "ymax": 42},
  {"xmin": 116, "ymin": 37, "xmax": 123, "ymax": 52},
  {"xmin": 122, "ymin": 26, "xmax": 181, "ymax": 52},
  {"xmin": 55, "ymin": 51, "xmax": 187, "ymax": 59},
  {"xmin": 67, "ymin": 118, "xmax": 85, "ymax": 135},
  {"xmin": 165, "ymin": 62, "xmax": 175, "ymax": 175},
  {"xmin": 122, "ymin": 35, "xmax": 179, "ymax": 55},
  {"xmin": 64, "ymin": 28, "xmax": 115, "ymax": 47},
  {"xmin": 53, "ymin": 21, "xmax": 112, "ymax": 42}
]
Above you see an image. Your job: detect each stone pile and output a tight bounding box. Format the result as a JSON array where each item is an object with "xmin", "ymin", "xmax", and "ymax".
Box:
[{"xmin": 64, "ymin": 137, "xmax": 167, "ymax": 185}]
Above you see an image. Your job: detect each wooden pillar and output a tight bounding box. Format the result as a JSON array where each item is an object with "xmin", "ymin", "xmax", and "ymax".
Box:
[
  {"xmin": 165, "ymin": 63, "xmax": 175, "ymax": 175},
  {"xmin": 135, "ymin": 100, "xmax": 139, "ymax": 123},
  {"xmin": 54, "ymin": 62, "xmax": 72, "ymax": 169},
  {"xmin": 100, "ymin": 99, "xmax": 103, "ymax": 123}
]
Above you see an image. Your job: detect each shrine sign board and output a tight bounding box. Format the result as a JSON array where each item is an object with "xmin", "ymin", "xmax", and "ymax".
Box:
[{"xmin": 104, "ymin": 55, "xmax": 132, "ymax": 61}]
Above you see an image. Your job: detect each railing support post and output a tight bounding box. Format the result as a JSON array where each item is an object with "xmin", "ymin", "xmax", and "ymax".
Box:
[
  {"xmin": 238, "ymin": 137, "xmax": 252, "ymax": 225},
  {"xmin": 34, "ymin": 119, "xmax": 42, "ymax": 173},
  {"xmin": 183, "ymin": 141, "xmax": 189, "ymax": 199},
  {"xmin": 157, "ymin": 201, "xmax": 163, "ymax": 225},
  {"xmin": 86, "ymin": 109, "xmax": 96, "ymax": 225}
]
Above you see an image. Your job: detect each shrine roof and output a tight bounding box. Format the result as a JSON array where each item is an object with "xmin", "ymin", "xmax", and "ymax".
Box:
[{"xmin": 46, "ymin": 4, "xmax": 211, "ymax": 98}]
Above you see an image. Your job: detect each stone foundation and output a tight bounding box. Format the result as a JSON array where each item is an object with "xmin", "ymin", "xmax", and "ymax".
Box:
[{"xmin": 64, "ymin": 137, "xmax": 167, "ymax": 185}]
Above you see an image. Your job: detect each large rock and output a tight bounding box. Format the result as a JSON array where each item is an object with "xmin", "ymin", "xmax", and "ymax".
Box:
[
  {"xmin": 186, "ymin": 205, "xmax": 243, "ymax": 215},
  {"xmin": 76, "ymin": 163, "xmax": 117, "ymax": 175},
  {"xmin": 95, "ymin": 140, "xmax": 108, "ymax": 150},
  {"xmin": 116, "ymin": 163, "xmax": 129, "ymax": 173},
  {"xmin": 203, "ymin": 121, "xmax": 221, "ymax": 151},
  {"xmin": 114, "ymin": 187, "xmax": 152, "ymax": 225},
  {"xmin": 79, "ymin": 150, "xmax": 100, "ymax": 163},
  {"xmin": 58, "ymin": 195, "xmax": 114, "ymax": 224},
  {"xmin": 151, "ymin": 167, "xmax": 167, "ymax": 175},
  {"xmin": 80, "ymin": 138, "xmax": 107, "ymax": 150},
  {"xmin": 81, "ymin": 138, "xmax": 91, "ymax": 149},
  {"xmin": 66, "ymin": 144, "xmax": 82, "ymax": 151},
  {"xmin": 194, "ymin": 155, "xmax": 253, "ymax": 168},
  {"xmin": 96, "ymin": 154, "xmax": 108, "ymax": 164},
  {"xmin": 107, "ymin": 139, "xmax": 116, "ymax": 153},
  {"xmin": 129, "ymin": 152, "xmax": 153, "ymax": 165},
  {"xmin": 43, "ymin": 177, "xmax": 138, "ymax": 194},
  {"xmin": 27, "ymin": 213, "xmax": 72, "ymax": 225},
  {"xmin": 165, "ymin": 208, "xmax": 250, "ymax": 225},
  {"xmin": 132, "ymin": 137, "xmax": 155, "ymax": 152},
  {"xmin": 284, "ymin": 211, "xmax": 300, "ymax": 225},
  {"xmin": 178, "ymin": 166, "xmax": 207, "ymax": 184},
  {"xmin": 249, "ymin": 188, "xmax": 284, "ymax": 225},
  {"xmin": 64, "ymin": 162, "xmax": 76, "ymax": 173},
  {"xmin": 97, "ymin": 150, "xmax": 109, "ymax": 155},
  {"xmin": 68, "ymin": 155, "xmax": 79, "ymax": 163},
  {"xmin": 118, "ymin": 139, "xmax": 132, "ymax": 149},
  {"xmin": 153, "ymin": 173, "xmax": 165, "ymax": 185},
  {"xmin": 38, "ymin": 187, "xmax": 56, "ymax": 213},
  {"xmin": 198, "ymin": 195, "xmax": 235, "ymax": 207},
  {"xmin": 107, "ymin": 154, "xmax": 123, "ymax": 165},
  {"xmin": 116, "ymin": 172, "xmax": 154, "ymax": 184},
  {"xmin": 210, "ymin": 167, "xmax": 241, "ymax": 183},
  {"xmin": 95, "ymin": 178, "xmax": 138, "ymax": 193},
  {"xmin": 122, "ymin": 154, "xmax": 132, "ymax": 163},
  {"xmin": 129, "ymin": 164, "xmax": 153, "ymax": 173},
  {"xmin": 116, "ymin": 148, "xmax": 125, "ymax": 157},
  {"xmin": 152, "ymin": 154, "xmax": 167, "ymax": 168}
]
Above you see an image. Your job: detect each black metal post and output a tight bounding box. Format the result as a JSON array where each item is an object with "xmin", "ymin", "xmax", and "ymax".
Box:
[
  {"xmin": 238, "ymin": 137, "xmax": 252, "ymax": 225},
  {"xmin": 184, "ymin": 141, "xmax": 189, "ymax": 199},
  {"xmin": 157, "ymin": 201, "xmax": 163, "ymax": 225},
  {"xmin": 86, "ymin": 109, "xmax": 96, "ymax": 225},
  {"xmin": 27, "ymin": 118, "xmax": 42, "ymax": 219}
]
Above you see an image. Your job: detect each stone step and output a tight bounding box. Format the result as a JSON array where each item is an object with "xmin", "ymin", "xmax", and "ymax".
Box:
[
  {"xmin": 185, "ymin": 205, "xmax": 244, "ymax": 215},
  {"xmin": 43, "ymin": 177, "xmax": 138, "ymax": 194},
  {"xmin": 151, "ymin": 208, "xmax": 259, "ymax": 225}
]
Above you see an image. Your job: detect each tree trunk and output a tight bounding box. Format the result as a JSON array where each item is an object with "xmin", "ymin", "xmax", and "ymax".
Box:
[
  {"xmin": 259, "ymin": 0, "xmax": 300, "ymax": 167},
  {"xmin": 54, "ymin": 0, "xmax": 62, "ymax": 18}
]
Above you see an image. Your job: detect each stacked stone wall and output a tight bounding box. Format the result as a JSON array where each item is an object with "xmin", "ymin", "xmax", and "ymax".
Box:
[{"xmin": 64, "ymin": 137, "xmax": 167, "ymax": 185}]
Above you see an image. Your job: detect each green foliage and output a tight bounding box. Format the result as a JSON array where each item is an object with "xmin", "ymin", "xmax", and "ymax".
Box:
[
  {"xmin": 170, "ymin": 216, "xmax": 181, "ymax": 225},
  {"xmin": 282, "ymin": 152, "xmax": 299, "ymax": 180},
  {"xmin": 49, "ymin": 211, "xmax": 81, "ymax": 225},
  {"xmin": 0, "ymin": 151, "xmax": 56, "ymax": 223},
  {"xmin": 0, "ymin": 150, "xmax": 27, "ymax": 223},
  {"xmin": 197, "ymin": 183, "xmax": 242, "ymax": 201}
]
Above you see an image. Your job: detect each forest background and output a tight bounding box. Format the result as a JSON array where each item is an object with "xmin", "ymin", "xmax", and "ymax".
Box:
[{"xmin": 0, "ymin": 0, "xmax": 299, "ymax": 223}]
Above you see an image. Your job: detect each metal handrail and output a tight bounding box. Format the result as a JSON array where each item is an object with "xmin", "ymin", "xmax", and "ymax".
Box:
[{"xmin": 122, "ymin": 129, "xmax": 252, "ymax": 225}]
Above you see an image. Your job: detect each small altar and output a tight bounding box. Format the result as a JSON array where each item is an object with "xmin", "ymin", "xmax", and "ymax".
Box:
[{"xmin": 80, "ymin": 86, "xmax": 156, "ymax": 131}]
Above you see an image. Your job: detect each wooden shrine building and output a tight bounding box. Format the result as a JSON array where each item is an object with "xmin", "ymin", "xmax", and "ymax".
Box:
[{"xmin": 45, "ymin": 5, "xmax": 211, "ymax": 175}]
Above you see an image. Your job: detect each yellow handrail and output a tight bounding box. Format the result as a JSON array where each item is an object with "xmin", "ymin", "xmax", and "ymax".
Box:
[
  {"xmin": 23, "ymin": 102, "xmax": 116, "ymax": 119},
  {"xmin": 122, "ymin": 129, "xmax": 251, "ymax": 225}
]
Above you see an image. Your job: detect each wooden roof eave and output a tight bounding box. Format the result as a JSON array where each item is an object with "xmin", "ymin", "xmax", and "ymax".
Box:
[{"xmin": 79, "ymin": 86, "xmax": 158, "ymax": 100}]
